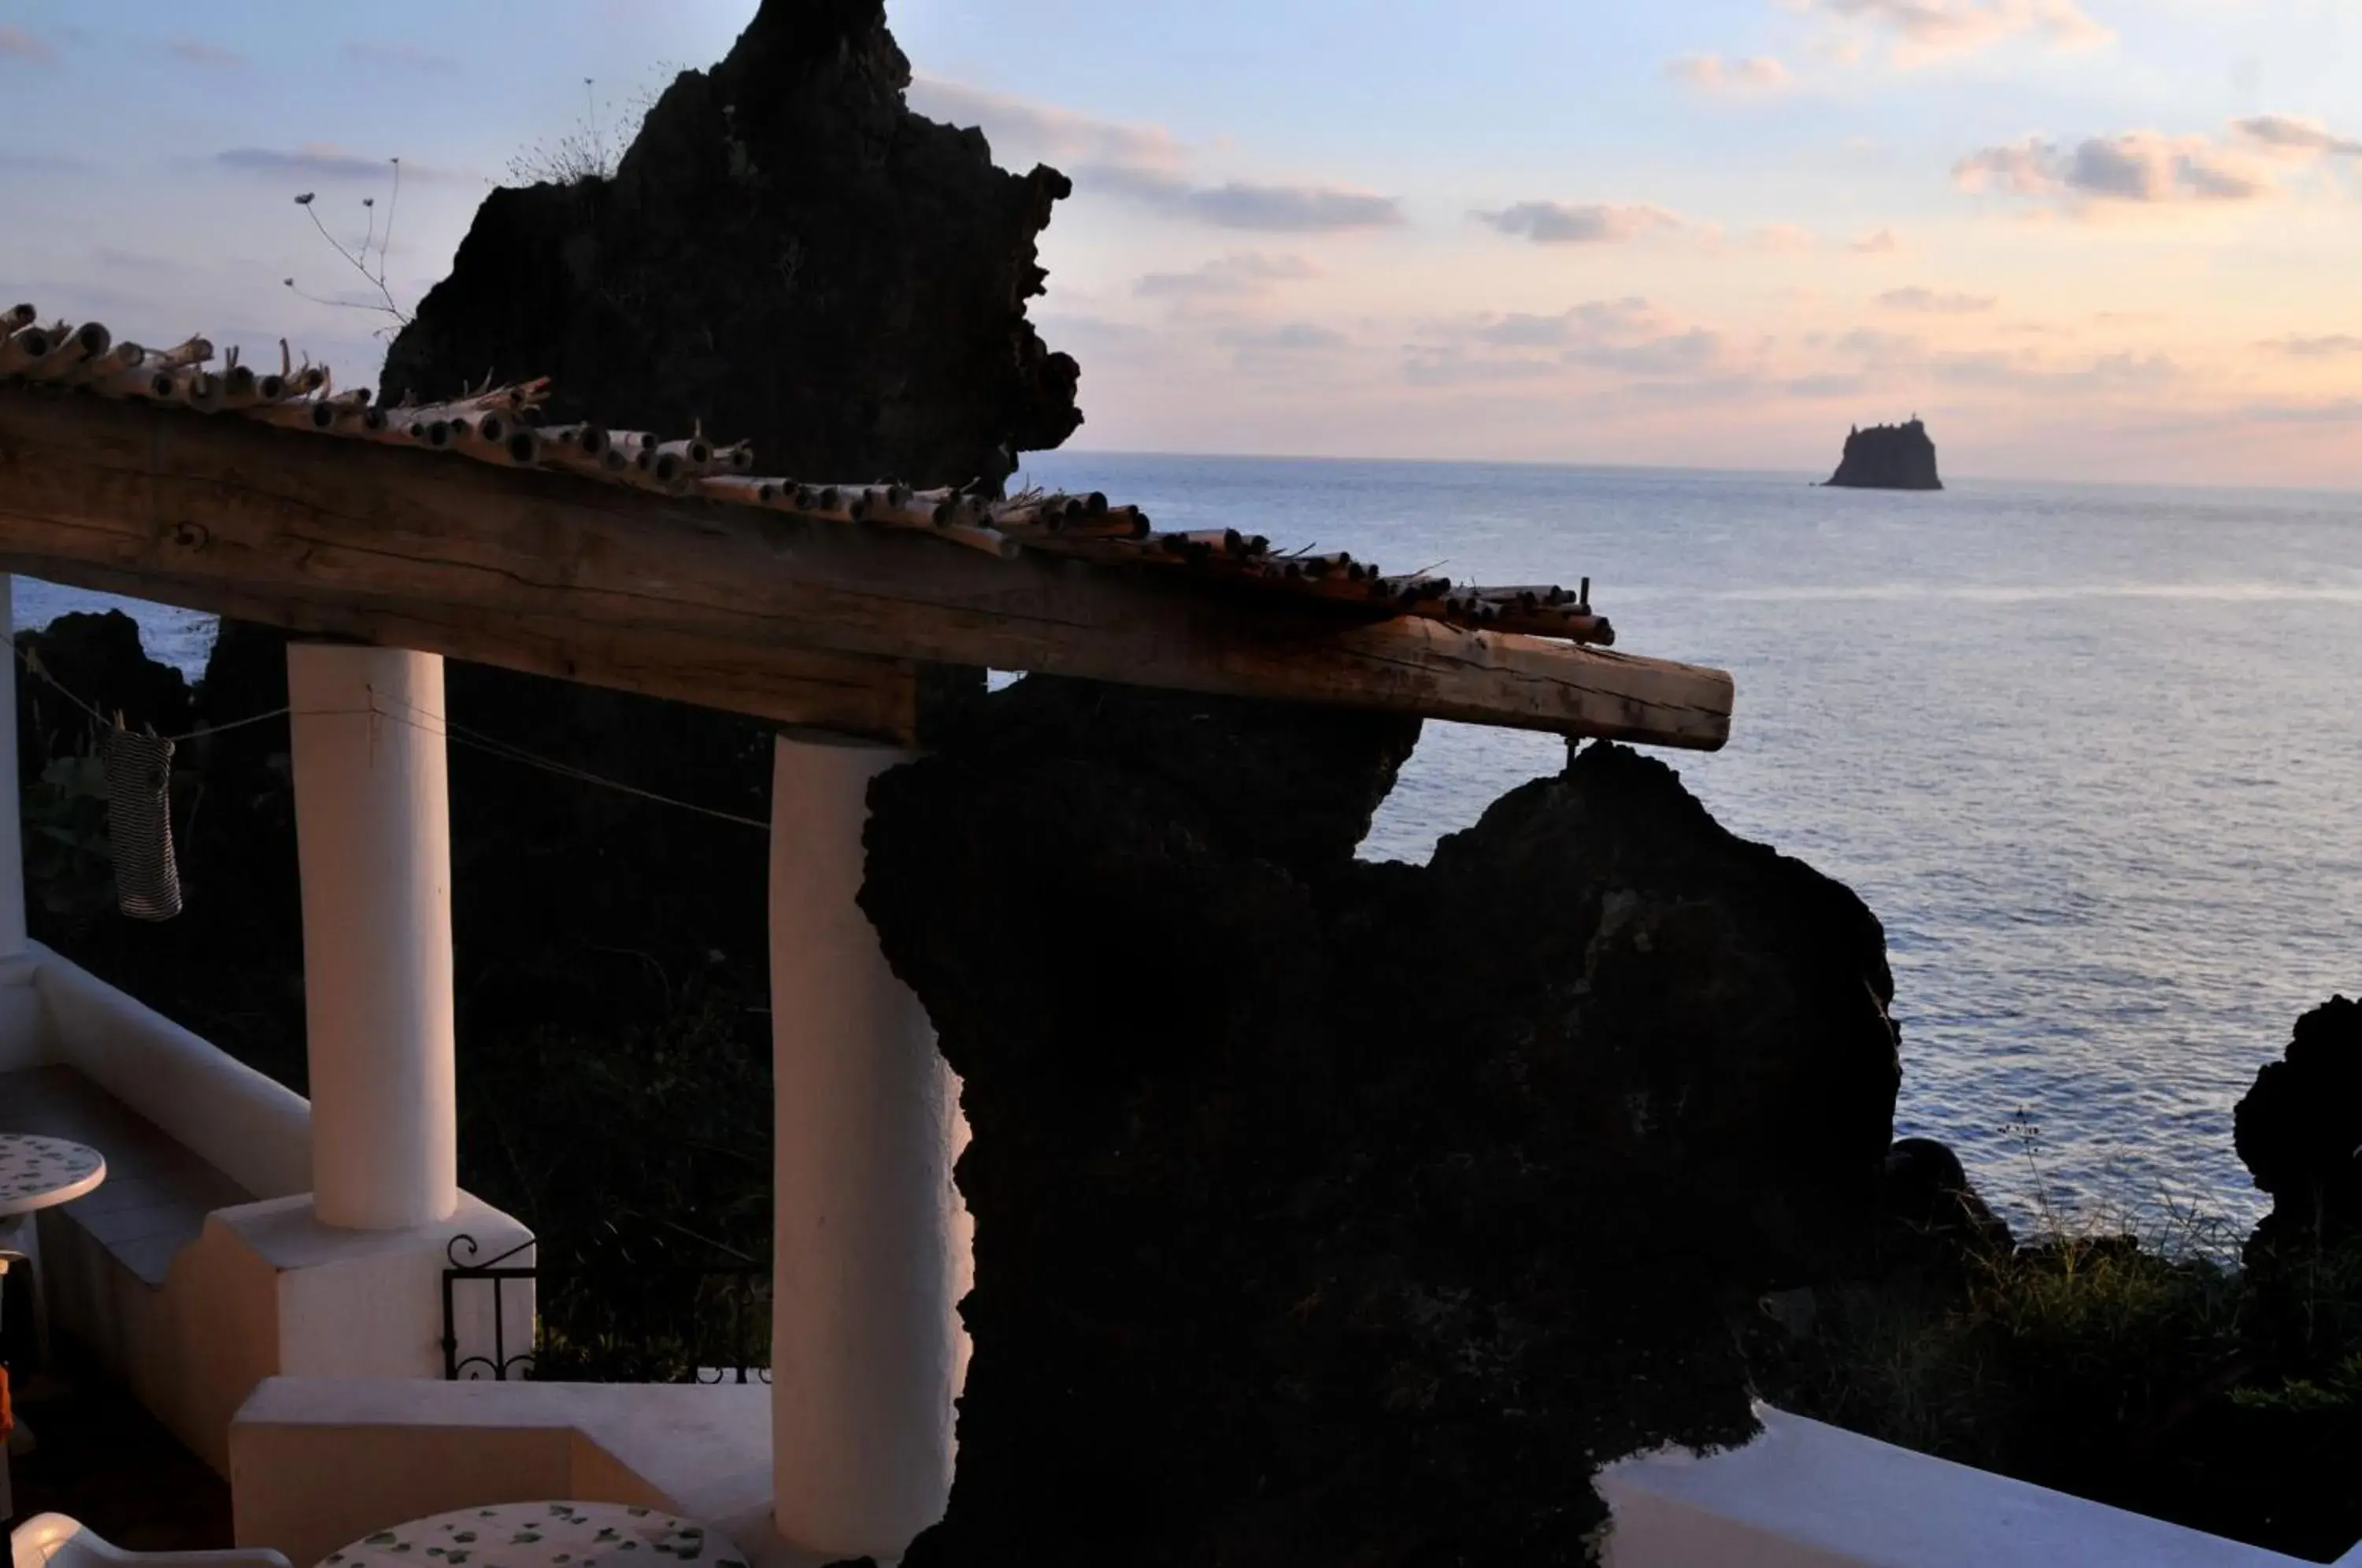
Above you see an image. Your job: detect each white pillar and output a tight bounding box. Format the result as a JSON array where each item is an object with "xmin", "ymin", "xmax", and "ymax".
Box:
[
  {"xmin": 0, "ymin": 576, "xmax": 24, "ymax": 958},
  {"xmin": 287, "ymin": 642, "xmax": 459, "ymax": 1231},
  {"xmin": 769, "ymin": 732, "xmax": 963, "ymax": 1560}
]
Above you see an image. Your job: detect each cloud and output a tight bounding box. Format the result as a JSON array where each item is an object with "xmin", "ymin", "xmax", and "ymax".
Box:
[
  {"xmin": 1851, "ymin": 227, "xmax": 1903, "ymax": 253},
  {"xmin": 1666, "ymin": 54, "xmax": 1793, "ymax": 93},
  {"xmin": 2237, "ymin": 398, "xmax": 2362, "ymax": 424},
  {"xmin": 0, "ymin": 24, "xmax": 56, "ymax": 62},
  {"xmin": 1955, "ymin": 132, "xmax": 2270, "ymax": 209},
  {"xmin": 90, "ymin": 247, "xmax": 177, "ymax": 273},
  {"xmin": 0, "ymin": 149, "xmax": 91, "ymax": 174},
  {"xmin": 1573, "ymin": 327, "xmax": 1723, "ymax": 375},
  {"xmin": 214, "ymin": 146, "xmax": 450, "ymax": 183},
  {"xmin": 1402, "ymin": 349, "xmax": 1562, "ymax": 387},
  {"xmin": 344, "ymin": 41, "xmax": 461, "ymax": 74},
  {"xmin": 2258, "ymin": 334, "xmax": 2362, "ymax": 357},
  {"xmin": 1031, "ymin": 313, "xmax": 1159, "ymax": 361},
  {"xmin": 167, "ymin": 37, "xmax": 245, "ymax": 68},
  {"xmin": 1827, "ymin": 327, "xmax": 2180, "ymax": 392},
  {"xmin": 907, "ymin": 75, "xmax": 1185, "ymax": 174},
  {"xmin": 1468, "ymin": 297, "xmax": 1670, "ymax": 348},
  {"xmin": 1086, "ymin": 165, "xmax": 1403, "ymax": 231},
  {"xmin": 1796, "ymin": 0, "xmax": 2112, "ymax": 65},
  {"xmin": 1476, "ymin": 202, "xmax": 1683, "ymax": 244},
  {"xmin": 909, "ymin": 76, "xmax": 1399, "ymax": 235},
  {"xmin": 1134, "ymin": 252, "xmax": 1320, "ymax": 299},
  {"xmin": 2232, "ymin": 116, "xmax": 2362, "ymax": 159},
  {"xmin": 1751, "ymin": 223, "xmax": 1819, "ymax": 252},
  {"xmin": 1880, "ymin": 286, "xmax": 1998, "ymax": 313},
  {"xmin": 1221, "ymin": 322, "xmax": 1349, "ymax": 353},
  {"xmin": 1415, "ymin": 297, "xmax": 1724, "ymax": 383}
]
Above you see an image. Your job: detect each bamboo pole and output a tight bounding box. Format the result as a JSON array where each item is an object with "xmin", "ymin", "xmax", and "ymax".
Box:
[
  {"xmin": 20, "ymin": 322, "xmax": 111, "ymax": 383},
  {"xmin": 655, "ymin": 435, "xmax": 713, "ymax": 475},
  {"xmin": 698, "ymin": 475, "xmax": 783, "ymax": 506},
  {"xmin": 0, "ymin": 324, "xmax": 53, "ymax": 378},
  {"xmin": 0, "ymin": 317, "xmax": 1631, "ymax": 649},
  {"xmin": 935, "ymin": 522, "xmax": 1019, "ymax": 559},
  {"xmin": 0, "ymin": 386, "xmax": 1717, "ymax": 738}
]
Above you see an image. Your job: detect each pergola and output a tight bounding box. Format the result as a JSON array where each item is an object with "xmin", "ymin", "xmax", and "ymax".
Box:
[{"xmin": 0, "ymin": 307, "xmax": 1734, "ymax": 1561}]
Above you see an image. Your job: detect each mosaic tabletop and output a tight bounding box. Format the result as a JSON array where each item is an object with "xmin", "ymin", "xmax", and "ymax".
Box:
[
  {"xmin": 0, "ymin": 1133, "xmax": 105, "ymax": 1217},
  {"xmin": 319, "ymin": 1503, "xmax": 747, "ymax": 1568}
]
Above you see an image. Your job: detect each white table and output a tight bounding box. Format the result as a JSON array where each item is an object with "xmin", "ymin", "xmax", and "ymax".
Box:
[
  {"xmin": 0, "ymin": 1135, "xmax": 106, "ymax": 1218},
  {"xmin": 0, "ymin": 1132, "xmax": 105, "ymax": 1517},
  {"xmin": 319, "ymin": 1502, "xmax": 748, "ymax": 1568}
]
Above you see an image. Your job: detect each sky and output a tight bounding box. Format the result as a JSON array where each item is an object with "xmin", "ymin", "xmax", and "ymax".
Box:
[{"xmin": 2, "ymin": 1, "xmax": 2360, "ymax": 484}]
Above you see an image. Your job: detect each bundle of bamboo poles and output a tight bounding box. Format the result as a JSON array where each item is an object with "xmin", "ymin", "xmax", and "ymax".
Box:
[{"xmin": 0, "ymin": 300, "xmax": 1615, "ymax": 646}]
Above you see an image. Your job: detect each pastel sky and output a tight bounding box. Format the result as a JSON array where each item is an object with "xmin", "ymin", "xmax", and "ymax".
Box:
[{"xmin": 3, "ymin": 1, "xmax": 2361, "ymax": 484}]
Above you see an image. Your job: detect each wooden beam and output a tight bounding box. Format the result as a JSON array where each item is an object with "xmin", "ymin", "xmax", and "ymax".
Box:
[
  {"xmin": 0, "ymin": 550, "xmax": 941, "ymax": 742},
  {"xmin": 0, "ymin": 386, "xmax": 1734, "ymax": 749}
]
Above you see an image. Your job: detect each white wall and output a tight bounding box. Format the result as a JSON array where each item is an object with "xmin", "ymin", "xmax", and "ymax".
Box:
[
  {"xmin": 32, "ymin": 944, "xmax": 312, "ymax": 1199},
  {"xmin": 1599, "ymin": 1405, "xmax": 2339, "ymax": 1568},
  {"xmin": 2, "ymin": 945, "xmax": 532, "ymax": 1477},
  {"xmin": 232, "ymin": 1378, "xmax": 783, "ymax": 1568}
]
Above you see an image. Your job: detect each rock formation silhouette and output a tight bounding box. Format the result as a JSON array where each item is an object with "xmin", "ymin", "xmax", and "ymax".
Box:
[{"xmin": 1825, "ymin": 418, "xmax": 1942, "ymax": 490}]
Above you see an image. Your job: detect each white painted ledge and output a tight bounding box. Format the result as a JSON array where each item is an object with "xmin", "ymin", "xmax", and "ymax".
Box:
[
  {"xmin": 231, "ymin": 1377, "xmax": 816, "ymax": 1568},
  {"xmin": 1600, "ymin": 1404, "xmax": 2350, "ymax": 1568},
  {"xmin": 29, "ymin": 942, "xmax": 312, "ymax": 1200}
]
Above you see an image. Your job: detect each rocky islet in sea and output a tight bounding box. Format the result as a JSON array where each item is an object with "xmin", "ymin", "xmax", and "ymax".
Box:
[{"xmin": 1824, "ymin": 416, "xmax": 1944, "ymax": 490}]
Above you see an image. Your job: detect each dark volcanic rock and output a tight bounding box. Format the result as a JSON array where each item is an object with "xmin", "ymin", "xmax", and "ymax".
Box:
[
  {"xmin": 862, "ymin": 699, "xmax": 1902, "ymax": 1566},
  {"xmin": 2236, "ymin": 996, "xmax": 2362, "ymax": 1263},
  {"xmin": 362, "ymin": 0, "xmax": 1086, "ymax": 1051},
  {"xmin": 379, "ymin": 0, "xmax": 1080, "ymax": 493},
  {"xmin": 16, "ymin": 611, "xmax": 194, "ymax": 785},
  {"xmin": 948, "ymin": 675, "xmax": 1422, "ymax": 875},
  {"xmin": 1879, "ymin": 1136, "xmax": 2013, "ymax": 1276},
  {"xmin": 1825, "ymin": 418, "xmax": 1942, "ymax": 490}
]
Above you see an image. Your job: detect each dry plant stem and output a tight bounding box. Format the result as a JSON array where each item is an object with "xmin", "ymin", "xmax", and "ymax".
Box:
[{"xmin": 298, "ymin": 164, "xmax": 410, "ymax": 328}]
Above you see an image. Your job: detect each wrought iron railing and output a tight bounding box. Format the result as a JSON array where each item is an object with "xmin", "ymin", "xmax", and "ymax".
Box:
[{"xmin": 441, "ymin": 1233, "xmax": 772, "ymax": 1385}]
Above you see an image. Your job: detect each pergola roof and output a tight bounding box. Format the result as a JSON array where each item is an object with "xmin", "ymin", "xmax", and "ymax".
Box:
[{"xmin": 0, "ymin": 305, "xmax": 1734, "ymax": 748}]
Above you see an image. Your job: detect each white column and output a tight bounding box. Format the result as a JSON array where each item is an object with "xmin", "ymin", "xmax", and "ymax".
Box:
[
  {"xmin": 287, "ymin": 642, "xmax": 459, "ymax": 1231},
  {"xmin": 769, "ymin": 732, "xmax": 962, "ymax": 1560},
  {"xmin": 0, "ymin": 577, "xmax": 24, "ymax": 959}
]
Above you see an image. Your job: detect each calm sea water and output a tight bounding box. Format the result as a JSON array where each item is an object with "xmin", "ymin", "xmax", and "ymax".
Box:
[
  {"xmin": 1020, "ymin": 453, "xmax": 2362, "ymax": 1235},
  {"xmin": 22, "ymin": 456, "xmax": 2362, "ymax": 1231}
]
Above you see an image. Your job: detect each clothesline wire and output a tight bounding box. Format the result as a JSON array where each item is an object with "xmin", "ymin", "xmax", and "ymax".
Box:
[{"xmin": 12, "ymin": 640, "xmax": 771, "ymax": 833}]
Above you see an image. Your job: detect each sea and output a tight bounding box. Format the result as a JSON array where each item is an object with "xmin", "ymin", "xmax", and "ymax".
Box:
[{"xmin": 25, "ymin": 455, "xmax": 2362, "ymax": 1236}]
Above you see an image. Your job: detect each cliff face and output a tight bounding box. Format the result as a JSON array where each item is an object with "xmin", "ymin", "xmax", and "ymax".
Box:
[
  {"xmin": 1825, "ymin": 419, "xmax": 1942, "ymax": 490},
  {"xmin": 862, "ymin": 683, "xmax": 1905, "ymax": 1566},
  {"xmin": 379, "ymin": 0, "xmax": 1081, "ymax": 493}
]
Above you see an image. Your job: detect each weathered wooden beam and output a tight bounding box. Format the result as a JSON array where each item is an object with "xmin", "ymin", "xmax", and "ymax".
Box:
[
  {"xmin": 0, "ymin": 386, "xmax": 1734, "ymax": 748},
  {"xmin": 0, "ymin": 549, "xmax": 947, "ymax": 742}
]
